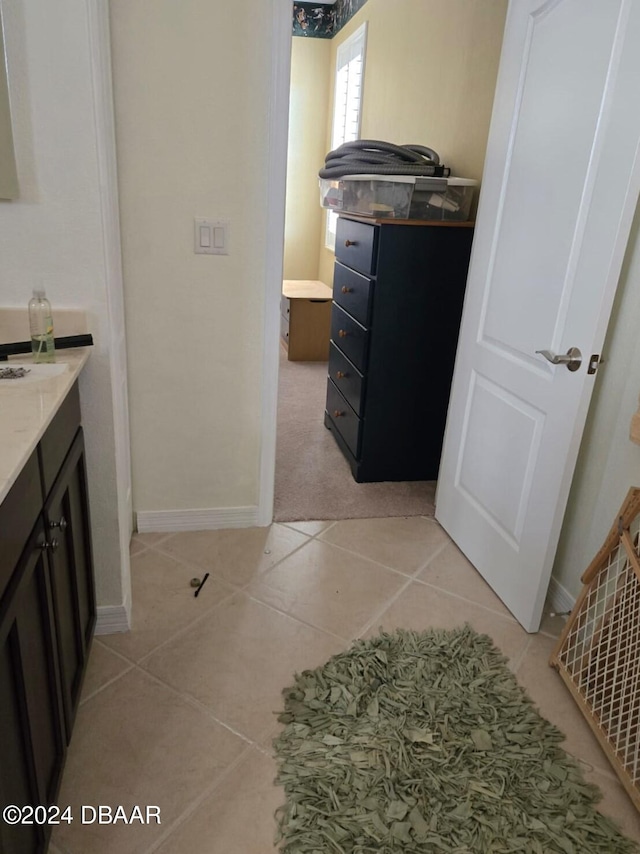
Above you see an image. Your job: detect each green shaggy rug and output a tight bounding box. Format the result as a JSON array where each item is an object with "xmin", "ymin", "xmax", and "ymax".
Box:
[{"xmin": 273, "ymin": 626, "xmax": 636, "ymax": 854}]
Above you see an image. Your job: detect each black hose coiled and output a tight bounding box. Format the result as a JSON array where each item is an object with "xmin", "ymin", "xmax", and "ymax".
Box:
[{"xmin": 318, "ymin": 140, "xmax": 450, "ymax": 179}]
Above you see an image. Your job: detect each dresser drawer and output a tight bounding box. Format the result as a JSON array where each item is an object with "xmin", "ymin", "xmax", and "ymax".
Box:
[
  {"xmin": 333, "ymin": 262, "xmax": 374, "ymax": 327},
  {"xmin": 331, "ymin": 304, "xmax": 369, "ymax": 372},
  {"xmin": 280, "ymin": 293, "xmax": 290, "ymax": 319},
  {"xmin": 328, "ymin": 343, "xmax": 364, "ymax": 416},
  {"xmin": 335, "ymin": 218, "xmax": 378, "ymax": 276},
  {"xmin": 326, "ymin": 379, "xmax": 361, "ymax": 459}
]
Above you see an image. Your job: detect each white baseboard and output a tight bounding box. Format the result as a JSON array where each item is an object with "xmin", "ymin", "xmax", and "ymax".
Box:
[
  {"xmin": 135, "ymin": 505, "xmax": 260, "ymax": 533},
  {"xmin": 547, "ymin": 575, "xmax": 577, "ymax": 617},
  {"xmin": 95, "ymin": 599, "xmax": 131, "ymax": 635}
]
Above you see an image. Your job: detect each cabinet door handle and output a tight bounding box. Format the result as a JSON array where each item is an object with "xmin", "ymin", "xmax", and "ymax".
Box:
[
  {"xmin": 341, "ymin": 286, "xmax": 352, "ymax": 294},
  {"xmin": 38, "ymin": 538, "xmax": 59, "ymax": 553},
  {"xmin": 334, "ymin": 410, "xmax": 345, "ymax": 418},
  {"xmin": 338, "ymin": 329, "xmax": 348, "ymax": 338},
  {"xmin": 344, "ymin": 239, "xmax": 357, "ymax": 247},
  {"xmin": 336, "ymin": 371, "xmax": 348, "ymax": 379},
  {"xmin": 50, "ymin": 516, "xmax": 67, "ymax": 531}
]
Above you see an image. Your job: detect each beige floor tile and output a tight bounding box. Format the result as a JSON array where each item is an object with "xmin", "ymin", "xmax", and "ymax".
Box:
[
  {"xmin": 317, "ymin": 516, "xmax": 451, "ymax": 574},
  {"xmin": 260, "ymin": 718, "xmax": 284, "ymax": 753},
  {"xmin": 52, "ymin": 669, "xmax": 246, "ymax": 854},
  {"xmin": 538, "ymin": 606, "xmax": 568, "ymax": 637},
  {"xmin": 99, "ymin": 549, "xmax": 234, "ymax": 662},
  {"xmin": 142, "ymin": 593, "xmax": 344, "ymax": 742},
  {"xmin": 248, "ymin": 539, "xmax": 408, "ymax": 638},
  {"xmin": 80, "ymin": 640, "xmax": 132, "ymax": 701},
  {"xmin": 132, "ymin": 531, "xmax": 171, "ymax": 548},
  {"xmin": 587, "ymin": 766, "xmax": 640, "ymax": 843},
  {"xmin": 514, "ymin": 633, "xmax": 616, "ymax": 775},
  {"xmin": 129, "ymin": 537, "xmax": 147, "ymax": 557},
  {"xmin": 65, "ymin": 519, "xmax": 640, "ymax": 854},
  {"xmin": 364, "ymin": 580, "xmax": 530, "ymax": 664},
  {"xmin": 156, "ymin": 524, "xmax": 309, "ymax": 587},
  {"xmin": 155, "ymin": 748, "xmax": 282, "ymax": 854},
  {"xmin": 416, "ymin": 541, "xmax": 512, "ymax": 617},
  {"xmin": 283, "ymin": 519, "xmax": 334, "ymax": 536}
]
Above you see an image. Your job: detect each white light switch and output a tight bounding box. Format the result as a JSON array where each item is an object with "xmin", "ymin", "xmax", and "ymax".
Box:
[
  {"xmin": 194, "ymin": 218, "xmax": 230, "ymax": 255},
  {"xmin": 199, "ymin": 225, "xmax": 211, "ymax": 248}
]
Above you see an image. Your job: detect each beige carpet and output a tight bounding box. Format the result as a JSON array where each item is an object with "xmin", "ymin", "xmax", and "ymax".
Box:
[{"xmin": 274, "ymin": 346, "xmax": 436, "ymax": 522}]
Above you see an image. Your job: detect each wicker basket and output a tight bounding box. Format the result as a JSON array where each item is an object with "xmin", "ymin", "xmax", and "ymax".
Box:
[{"xmin": 551, "ymin": 487, "xmax": 640, "ymax": 811}]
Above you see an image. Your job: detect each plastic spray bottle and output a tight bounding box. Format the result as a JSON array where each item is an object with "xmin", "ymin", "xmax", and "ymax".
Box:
[{"xmin": 28, "ymin": 289, "xmax": 56, "ymax": 363}]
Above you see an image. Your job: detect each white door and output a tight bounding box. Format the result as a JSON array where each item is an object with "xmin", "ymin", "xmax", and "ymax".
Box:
[{"xmin": 436, "ymin": 0, "xmax": 640, "ymax": 632}]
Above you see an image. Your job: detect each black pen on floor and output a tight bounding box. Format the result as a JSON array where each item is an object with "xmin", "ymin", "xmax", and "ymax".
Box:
[{"xmin": 194, "ymin": 572, "xmax": 210, "ymax": 598}]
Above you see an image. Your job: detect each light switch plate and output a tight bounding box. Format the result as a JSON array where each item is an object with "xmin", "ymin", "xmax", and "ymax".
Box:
[{"xmin": 194, "ymin": 218, "xmax": 230, "ymax": 255}]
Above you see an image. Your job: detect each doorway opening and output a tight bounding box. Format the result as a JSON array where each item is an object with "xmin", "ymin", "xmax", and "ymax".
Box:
[{"xmin": 271, "ymin": 0, "xmax": 508, "ymax": 525}]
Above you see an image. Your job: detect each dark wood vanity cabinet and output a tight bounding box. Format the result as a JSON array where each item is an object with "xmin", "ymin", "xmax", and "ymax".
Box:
[
  {"xmin": 0, "ymin": 517, "xmax": 65, "ymax": 854},
  {"xmin": 43, "ymin": 428, "xmax": 95, "ymax": 741},
  {"xmin": 0, "ymin": 382, "xmax": 96, "ymax": 854},
  {"xmin": 325, "ymin": 214, "xmax": 474, "ymax": 482}
]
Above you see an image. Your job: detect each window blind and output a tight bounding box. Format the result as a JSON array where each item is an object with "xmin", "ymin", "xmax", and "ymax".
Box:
[{"xmin": 326, "ymin": 23, "xmax": 367, "ymax": 249}]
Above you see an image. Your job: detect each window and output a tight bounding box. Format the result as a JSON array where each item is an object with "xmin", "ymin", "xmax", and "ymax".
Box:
[{"xmin": 325, "ymin": 22, "xmax": 367, "ymax": 250}]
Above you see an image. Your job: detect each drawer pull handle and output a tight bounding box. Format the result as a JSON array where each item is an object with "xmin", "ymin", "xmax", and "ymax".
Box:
[
  {"xmin": 50, "ymin": 516, "xmax": 67, "ymax": 531},
  {"xmin": 334, "ymin": 409, "xmax": 345, "ymax": 418},
  {"xmin": 336, "ymin": 370, "xmax": 348, "ymax": 379},
  {"xmin": 38, "ymin": 538, "xmax": 59, "ymax": 553},
  {"xmin": 338, "ymin": 329, "xmax": 348, "ymax": 338},
  {"xmin": 344, "ymin": 239, "xmax": 357, "ymax": 247},
  {"xmin": 341, "ymin": 286, "xmax": 352, "ymax": 294}
]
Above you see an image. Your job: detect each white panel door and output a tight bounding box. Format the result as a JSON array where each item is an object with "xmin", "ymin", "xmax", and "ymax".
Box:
[{"xmin": 436, "ymin": 0, "xmax": 640, "ymax": 632}]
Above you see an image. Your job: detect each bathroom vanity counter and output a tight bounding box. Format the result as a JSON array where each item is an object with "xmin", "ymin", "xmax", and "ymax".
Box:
[{"xmin": 0, "ymin": 348, "xmax": 90, "ymax": 503}]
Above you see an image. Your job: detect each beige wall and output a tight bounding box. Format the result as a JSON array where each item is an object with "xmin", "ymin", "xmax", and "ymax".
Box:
[
  {"xmin": 318, "ymin": 0, "xmax": 508, "ymax": 284},
  {"xmin": 284, "ymin": 38, "xmax": 331, "ymax": 280},
  {"xmin": 110, "ymin": 0, "xmax": 273, "ymax": 516}
]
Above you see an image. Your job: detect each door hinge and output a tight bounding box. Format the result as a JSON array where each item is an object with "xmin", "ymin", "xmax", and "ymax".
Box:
[{"xmin": 587, "ymin": 354, "xmax": 602, "ymax": 375}]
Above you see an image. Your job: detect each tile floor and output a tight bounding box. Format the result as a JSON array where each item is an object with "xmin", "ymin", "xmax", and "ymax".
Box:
[{"xmin": 51, "ymin": 517, "xmax": 640, "ymax": 854}]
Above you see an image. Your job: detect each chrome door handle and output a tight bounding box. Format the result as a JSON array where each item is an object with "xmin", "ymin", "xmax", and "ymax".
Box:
[{"xmin": 536, "ymin": 347, "xmax": 582, "ymax": 372}]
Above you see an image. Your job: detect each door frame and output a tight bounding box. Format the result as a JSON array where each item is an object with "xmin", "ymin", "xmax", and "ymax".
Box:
[{"xmin": 257, "ymin": 0, "xmax": 293, "ymax": 526}]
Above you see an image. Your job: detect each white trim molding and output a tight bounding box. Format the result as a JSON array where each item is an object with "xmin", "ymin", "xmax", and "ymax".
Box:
[
  {"xmin": 136, "ymin": 505, "xmax": 259, "ymax": 533},
  {"xmin": 547, "ymin": 575, "xmax": 577, "ymax": 618},
  {"xmin": 85, "ymin": 0, "xmax": 133, "ymax": 619},
  {"xmin": 95, "ymin": 594, "xmax": 131, "ymax": 635},
  {"xmin": 257, "ymin": 0, "xmax": 293, "ymax": 527}
]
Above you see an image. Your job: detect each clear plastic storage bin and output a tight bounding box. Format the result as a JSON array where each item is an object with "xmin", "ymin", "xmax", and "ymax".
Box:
[{"xmin": 319, "ymin": 175, "xmax": 477, "ymax": 221}]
